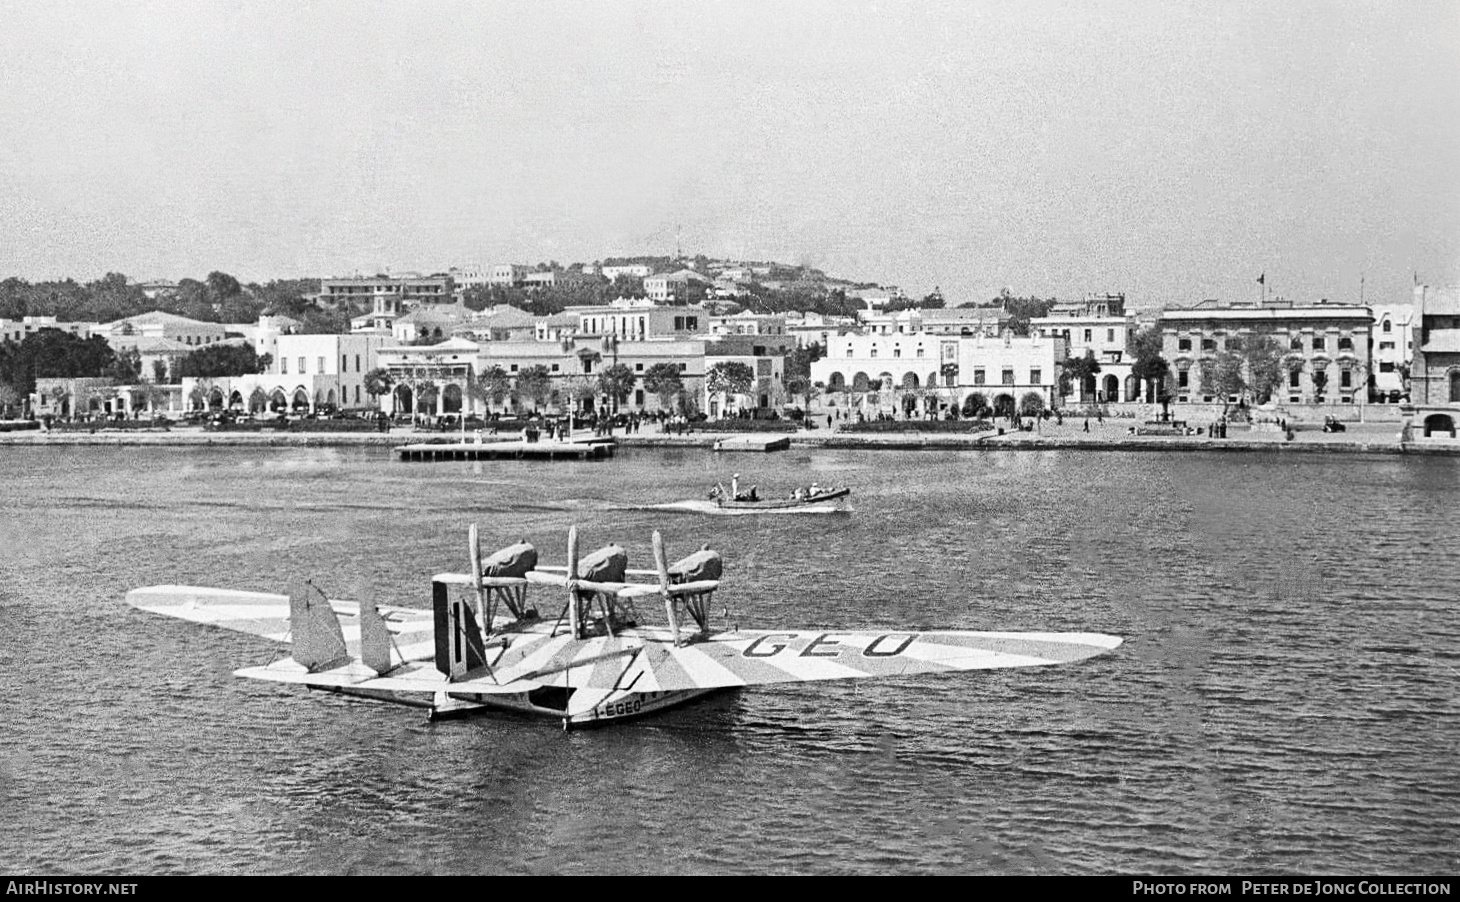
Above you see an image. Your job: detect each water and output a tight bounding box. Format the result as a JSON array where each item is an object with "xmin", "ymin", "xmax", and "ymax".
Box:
[{"xmin": 1, "ymin": 444, "xmax": 1457, "ymax": 875}]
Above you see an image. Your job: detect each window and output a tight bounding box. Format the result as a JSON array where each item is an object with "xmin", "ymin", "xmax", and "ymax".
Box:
[
  {"xmin": 1379, "ymin": 341, "xmax": 1395, "ymax": 351},
  {"xmin": 355, "ymin": 355, "xmax": 361, "ymax": 372},
  {"xmin": 510, "ymin": 364, "xmax": 518, "ymax": 373},
  {"xmin": 1290, "ymin": 337, "xmax": 1303, "ymax": 351},
  {"xmin": 1290, "ymin": 369, "xmax": 1301, "ymax": 387},
  {"xmin": 551, "ymin": 364, "xmax": 560, "ymax": 373},
  {"xmin": 318, "ymin": 357, "xmax": 325, "ymax": 374},
  {"xmin": 1178, "ymin": 338, "xmax": 1192, "ymax": 352},
  {"xmin": 1379, "ymin": 361, "xmax": 1395, "ymax": 373},
  {"xmin": 916, "ymin": 347, "xmax": 924, "ymax": 358},
  {"xmin": 1383, "ymin": 320, "xmax": 1391, "ymax": 333},
  {"xmin": 342, "ymin": 355, "xmax": 348, "ymax": 372},
  {"xmin": 1202, "ymin": 339, "xmax": 1217, "ymax": 352},
  {"xmin": 281, "ymin": 358, "xmax": 288, "ymax": 374},
  {"xmin": 1178, "ymin": 369, "xmax": 1189, "ymax": 388},
  {"xmin": 893, "ymin": 348, "xmax": 900, "ymax": 358},
  {"xmin": 870, "ymin": 348, "xmax": 877, "ymax": 357},
  {"xmin": 1312, "ymin": 337, "xmax": 1326, "ymax": 351},
  {"xmin": 1340, "ymin": 369, "xmax": 1351, "ymax": 388},
  {"xmin": 1338, "ymin": 337, "xmax": 1353, "ymax": 351},
  {"xmin": 685, "ymin": 317, "xmax": 698, "ymax": 331},
  {"xmin": 635, "ymin": 363, "xmax": 643, "ymax": 372},
  {"xmin": 1083, "ymin": 329, "xmax": 1092, "ymax": 343},
  {"xmin": 1107, "ymin": 328, "xmax": 1115, "ymax": 343},
  {"xmin": 973, "ymin": 368, "xmax": 986, "ymax": 385},
  {"xmin": 1030, "ymin": 368, "xmax": 1042, "ymax": 384},
  {"xmin": 298, "ymin": 357, "xmax": 306, "ymax": 374},
  {"xmin": 678, "ymin": 363, "xmax": 686, "ymax": 372},
  {"xmin": 1001, "ymin": 368, "xmax": 1015, "ymax": 385},
  {"xmin": 355, "ymin": 386, "xmax": 361, "ymax": 404}
]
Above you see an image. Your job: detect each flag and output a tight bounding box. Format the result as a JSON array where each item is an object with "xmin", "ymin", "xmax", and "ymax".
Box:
[{"xmin": 1257, "ymin": 273, "xmax": 1265, "ymax": 285}]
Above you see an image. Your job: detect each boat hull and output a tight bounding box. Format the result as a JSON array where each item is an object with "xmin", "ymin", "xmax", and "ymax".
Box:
[{"xmin": 715, "ymin": 488, "xmax": 851, "ymax": 511}]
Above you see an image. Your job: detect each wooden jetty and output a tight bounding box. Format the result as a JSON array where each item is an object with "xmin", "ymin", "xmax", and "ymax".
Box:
[
  {"xmin": 396, "ymin": 436, "xmax": 616, "ymax": 461},
  {"xmin": 714, "ymin": 434, "xmax": 791, "ymax": 452}
]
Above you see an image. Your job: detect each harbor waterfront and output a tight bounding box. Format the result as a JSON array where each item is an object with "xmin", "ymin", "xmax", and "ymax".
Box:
[{"xmin": 1, "ymin": 443, "xmax": 1457, "ymax": 875}]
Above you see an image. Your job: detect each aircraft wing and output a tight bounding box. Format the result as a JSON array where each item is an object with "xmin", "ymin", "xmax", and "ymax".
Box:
[
  {"xmin": 554, "ymin": 629, "xmax": 1123, "ymax": 693},
  {"xmin": 126, "ymin": 585, "xmax": 438, "ymax": 660},
  {"xmin": 427, "ymin": 628, "xmax": 1123, "ymax": 695}
]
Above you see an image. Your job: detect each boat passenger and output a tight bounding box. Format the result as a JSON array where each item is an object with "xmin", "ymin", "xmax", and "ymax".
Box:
[{"xmin": 809, "ymin": 481, "xmax": 820, "ymax": 497}]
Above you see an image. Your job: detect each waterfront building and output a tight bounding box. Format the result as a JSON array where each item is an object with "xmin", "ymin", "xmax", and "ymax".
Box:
[
  {"xmin": 1032, "ymin": 293, "xmax": 1139, "ymax": 403},
  {"xmin": 811, "ymin": 330, "xmax": 1062, "ymax": 418},
  {"xmin": 374, "ymin": 335, "xmax": 709, "ymax": 419},
  {"xmin": 181, "ymin": 333, "xmax": 390, "ymax": 414},
  {"xmin": 1369, "ymin": 302, "xmax": 1414, "ymax": 401},
  {"xmin": 1409, "ymin": 284, "xmax": 1460, "ymax": 438},
  {"xmin": 784, "ymin": 311, "xmax": 857, "ymax": 350},
  {"xmin": 1159, "ymin": 300, "xmax": 1373, "ymax": 406}
]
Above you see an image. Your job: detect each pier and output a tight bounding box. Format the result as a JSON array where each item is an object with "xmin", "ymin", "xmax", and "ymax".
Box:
[{"xmin": 395, "ymin": 436, "xmax": 616, "ymax": 461}]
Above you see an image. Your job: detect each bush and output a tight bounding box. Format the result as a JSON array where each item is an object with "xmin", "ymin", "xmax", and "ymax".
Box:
[
  {"xmin": 700, "ymin": 418, "xmax": 797, "ymax": 433},
  {"xmin": 842, "ymin": 419, "xmax": 994, "ymax": 434}
]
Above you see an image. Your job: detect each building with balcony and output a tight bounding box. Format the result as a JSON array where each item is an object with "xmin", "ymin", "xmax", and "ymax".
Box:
[{"xmin": 1031, "ymin": 293, "xmax": 1139, "ymax": 403}]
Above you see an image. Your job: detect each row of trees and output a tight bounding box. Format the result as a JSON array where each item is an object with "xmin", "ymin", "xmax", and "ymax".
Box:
[{"xmin": 0, "ymin": 272, "xmax": 336, "ymax": 332}]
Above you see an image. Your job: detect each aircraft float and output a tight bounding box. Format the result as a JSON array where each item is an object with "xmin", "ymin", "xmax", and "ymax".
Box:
[{"xmin": 126, "ymin": 526, "xmax": 1123, "ymax": 729}]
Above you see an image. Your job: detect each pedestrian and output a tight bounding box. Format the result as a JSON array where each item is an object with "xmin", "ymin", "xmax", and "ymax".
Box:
[{"xmin": 1083, "ymin": 418, "xmax": 1090, "ymax": 433}]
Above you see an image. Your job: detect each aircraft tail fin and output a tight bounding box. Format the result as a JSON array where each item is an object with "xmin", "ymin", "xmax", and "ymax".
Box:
[
  {"xmin": 288, "ymin": 579, "xmax": 350, "ymax": 672},
  {"xmin": 359, "ymin": 597, "xmax": 393, "ymax": 674},
  {"xmin": 432, "ymin": 578, "xmax": 487, "ymax": 680}
]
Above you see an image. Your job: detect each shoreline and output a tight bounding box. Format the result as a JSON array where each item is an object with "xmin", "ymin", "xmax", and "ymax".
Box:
[{"xmin": 4, "ymin": 424, "xmax": 1458, "ymax": 456}]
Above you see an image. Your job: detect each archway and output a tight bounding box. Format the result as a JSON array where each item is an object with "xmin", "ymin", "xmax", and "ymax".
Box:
[
  {"xmin": 827, "ymin": 372, "xmax": 846, "ymax": 392},
  {"xmin": 993, "ymin": 393, "xmax": 1016, "ymax": 418},
  {"xmin": 901, "ymin": 372, "xmax": 920, "ymax": 389},
  {"xmin": 393, "ymin": 385, "xmax": 412, "ymax": 417},
  {"xmin": 207, "ymin": 388, "xmax": 224, "ymax": 410},
  {"xmin": 228, "ymin": 390, "xmax": 244, "ymax": 410},
  {"xmin": 291, "ymin": 388, "xmax": 310, "ymax": 412},
  {"xmin": 1423, "ymin": 413, "xmax": 1456, "ymax": 438},
  {"xmin": 442, "ymin": 383, "xmax": 463, "ymax": 413},
  {"xmin": 1450, "ymin": 370, "xmax": 1460, "ymax": 403},
  {"xmin": 1103, "ymin": 374, "xmax": 1119, "ymax": 402},
  {"xmin": 851, "ymin": 372, "xmax": 870, "ymax": 392},
  {"xmin": 270, "ymin": 388, "xmax": 288, "ymax": 412}
]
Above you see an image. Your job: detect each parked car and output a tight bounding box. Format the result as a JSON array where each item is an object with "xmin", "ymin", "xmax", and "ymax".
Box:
[{"xmin": 1322, "ymin": 416, "xmax": 1346, "ymax": 433}]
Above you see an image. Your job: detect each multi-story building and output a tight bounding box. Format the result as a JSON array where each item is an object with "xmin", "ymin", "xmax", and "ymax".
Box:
[
  {"xmin": 570, "ymin": 300, "xmax": 710, "ymax": 340},
  {"xmin": 319, "ymin": 275, "xmax": 453, "ymax": 315},
  {"xmin": 100, "ymin": 311, "xmax": 226, "ymax": 348},
  {"xmin": 1369, "ymin": 301, "xmax": 1414, "ymax": 401},
  {"xmin": 181, "ymin": 333, "xmax": 390, "ymax": 414},
  {"xmin": 644, "ymin": 269, "xmax": 711, "ymax": 303},
  {"xmin": 811, "ymin": 331, "xmax": 1063, "ymax": 418},
  {"xmin": 1031, "ymin": 293, "xmax": 1139, "ymax": 403},
  {"xmin": 709, "ymin": 312, "xmax": 787, "ymax": 337},
  {"xmin": 1, "ymin": 316, "xmax": 97, "ymax": 344},
  {"xmin": 1160, "ymin": 300, "xmax": 1373, "ymax": 406},
  {"xmin": 1410, "ymin": 284, "xmax": 1460, "ymax": 438},
  {"xmin": 599, "ymin": 264, "xmax": 653, "ymax": 280},
  {"xmin": 373, "ymin": 336, "xmax": 709, "ymax": 419},
  {"xmin": 488, "ymin": 265, "xmax": 530, "ymax": 287}
]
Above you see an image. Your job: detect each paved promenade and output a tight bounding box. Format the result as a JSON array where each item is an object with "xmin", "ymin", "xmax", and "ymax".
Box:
[{"xmin": 3, "ymin": 417, "xmax": 1452, "ymax": 455}]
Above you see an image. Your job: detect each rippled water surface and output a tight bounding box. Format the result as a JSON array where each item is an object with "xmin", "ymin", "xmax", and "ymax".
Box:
[{"xmin": 2, "ymin": 444, "xmax": 1457, "ymax": 875}]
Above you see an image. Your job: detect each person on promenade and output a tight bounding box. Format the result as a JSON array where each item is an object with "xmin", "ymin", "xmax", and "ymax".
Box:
[{"xmin": 1083, "ymin": 418, "xmax": 1090, "ymax": 433}]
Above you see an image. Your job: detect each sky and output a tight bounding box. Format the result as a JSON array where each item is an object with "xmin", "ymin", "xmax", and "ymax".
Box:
[{"xmin": 1, "ymin": 0, "xmax": 1456, "ymax": 309}]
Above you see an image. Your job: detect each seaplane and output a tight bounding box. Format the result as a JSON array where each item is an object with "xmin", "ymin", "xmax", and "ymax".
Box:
[{"xmin": 126, "ymin": 526, "xmax": 1123, "ymax": 729}]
